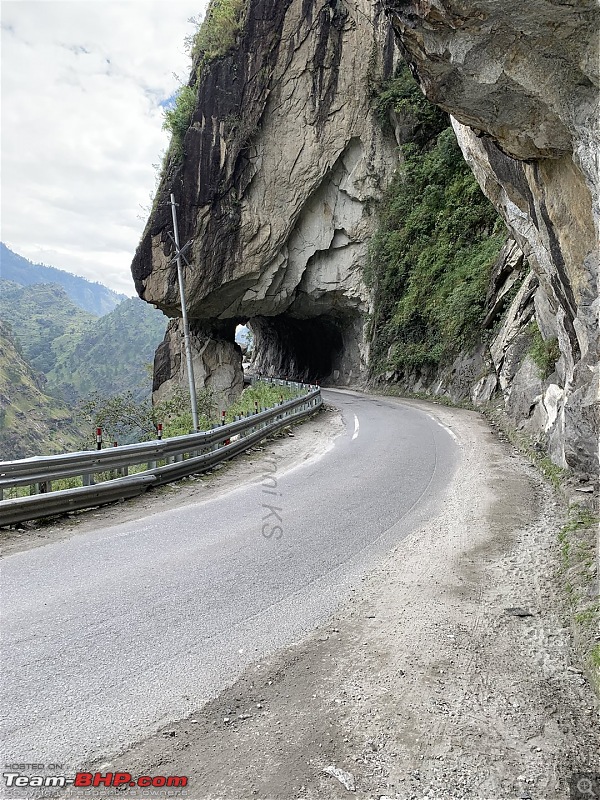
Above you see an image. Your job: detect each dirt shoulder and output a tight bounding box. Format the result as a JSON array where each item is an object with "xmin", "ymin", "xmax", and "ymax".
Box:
[
  {"xmin": 101, "ymin": 397, "xmax": 598, "ymax": 800},
  {"xmin": 0, "ymin": 407, "xmax": 343, "ymax": 559}
]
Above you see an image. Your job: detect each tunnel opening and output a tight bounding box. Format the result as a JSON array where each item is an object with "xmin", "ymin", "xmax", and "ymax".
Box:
[
  {"xmin": 248, "ymin": 313, "xmax": 363, "ymax": 385},
  {"xmin": 151, "ymin": 309, "xmax": 365, "ymax": 412}
]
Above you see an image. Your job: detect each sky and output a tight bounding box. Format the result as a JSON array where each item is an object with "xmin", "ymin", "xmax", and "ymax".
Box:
[{"xmin": 1, "ymin": 0, "xmax": 209, "ymax": 295}]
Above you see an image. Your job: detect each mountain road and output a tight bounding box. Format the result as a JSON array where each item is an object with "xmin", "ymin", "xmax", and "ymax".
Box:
[{"xmin": 0, "ymin": 389, "xmax": 459, "ymax": 771}]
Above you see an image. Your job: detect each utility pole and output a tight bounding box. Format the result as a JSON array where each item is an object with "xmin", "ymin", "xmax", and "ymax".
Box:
[{"xmin": 169, "ymin": 193, "xmax": 199, "ymax": 432}]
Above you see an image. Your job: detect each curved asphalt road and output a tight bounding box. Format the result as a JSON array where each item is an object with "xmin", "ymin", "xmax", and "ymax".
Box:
[{"xmin": 0, "ymin": 390, "xmax": 458, "ymax": 769}]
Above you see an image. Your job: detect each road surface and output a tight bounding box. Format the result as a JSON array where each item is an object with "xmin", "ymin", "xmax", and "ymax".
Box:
[{"xmin": 0, "ymin": 390, "xmax": 458, "ymax": 770}]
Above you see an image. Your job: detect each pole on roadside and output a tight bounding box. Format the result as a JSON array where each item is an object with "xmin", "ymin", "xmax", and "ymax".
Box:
[{"xmin": 169, "ymin": 193, "xmax": 199, "ymax": 432}]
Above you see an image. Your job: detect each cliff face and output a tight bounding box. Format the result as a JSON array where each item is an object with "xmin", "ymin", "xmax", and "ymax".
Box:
[
  {"xmin": 133, "ymin": 0, "xmax": 598, "ymax": 477},
  {"xmin": 384, "ymin": 0, "xmax": 599, "ymax": 476},
  {"xmin": 133, "ymin": 0, "xmax": 398, "ymax": 401}
]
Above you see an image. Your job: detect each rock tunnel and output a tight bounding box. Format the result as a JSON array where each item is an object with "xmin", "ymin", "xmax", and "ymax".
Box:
[{"xmin": 249, "ymin": 311, "xmax": 363, "ymax": 385}]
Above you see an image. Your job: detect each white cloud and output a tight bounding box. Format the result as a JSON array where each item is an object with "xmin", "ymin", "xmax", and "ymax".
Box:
[{"xmin": 1, "ymin": 0, "xmax": 208, "ymax": 295}]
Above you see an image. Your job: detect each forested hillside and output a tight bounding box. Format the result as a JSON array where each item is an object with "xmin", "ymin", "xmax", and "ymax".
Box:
[
  {"xmin": 47, "ymin": 297, "xmax": 167, "ymax": 404},
  {"xmin": 0, "ymin": 322, "xmax": 82, "ymax": 459},
  {"xmin": 0, "ymin": 281, "xmax": 97, "ymax": 374},
  {"xmin": 0, "ymin": 247, "xmax": 168, "ymax": 457},
  {"xmin": 0, "ymin": 285, "xmax": 167, "ymax": 405}
]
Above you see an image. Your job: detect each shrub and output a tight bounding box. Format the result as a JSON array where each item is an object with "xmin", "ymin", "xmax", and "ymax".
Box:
[
  {"xmin": 162, "ymin": 0, "xmax": 247, "ymax": 164},
  {"xmin": 191, "ymin": 0, "xmax": 247, "ymax": 64},
  {"xmin": 225, "ymin": 381, "xmax": 300, "ymax": 422},
  {"xmin": 528, "ymin": 320, "xmax": 560, "ymax": 379},
  {"xmin": 163, "ymin": 84, "xmax": 197, "ymax": 161},
  {"xmin": 374, "ymin": 65, "xmax": 447, "ymax": 145}
]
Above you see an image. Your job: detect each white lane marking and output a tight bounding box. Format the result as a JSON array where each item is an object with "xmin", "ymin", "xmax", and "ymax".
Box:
[
  {"xmin": 92, "ymin": 529, "xmax": 145, "ymax": 545},
  {"xmin": 352, "ymin": 414, "xmax": 360, "ymax": 441},
  {"xmin": 429, "ymin": 416, "xmax": 458, "ymax": 442}
]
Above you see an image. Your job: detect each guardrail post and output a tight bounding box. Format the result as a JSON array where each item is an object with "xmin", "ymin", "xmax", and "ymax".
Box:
[{"xmin": 29, "ymin": 481, "xmax": 50, "ymax": 495}]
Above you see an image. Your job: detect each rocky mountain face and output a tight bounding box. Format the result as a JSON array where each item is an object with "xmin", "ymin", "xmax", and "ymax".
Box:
[
  {"xmin": 133, "ymin": 0, "xmax": 598, "ymax": 477},
  {"xmin": 133, "ymin": 0, "xmax": 398, "ymax": 404},
  {"xmin": 383, "ymin": 0, "xmax": 599, "ymax": 476}
]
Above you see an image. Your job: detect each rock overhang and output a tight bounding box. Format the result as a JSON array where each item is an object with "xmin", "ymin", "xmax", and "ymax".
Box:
[
  {"xmin": 133, "ymin": 0, "xmax": 399, "ymax": 388},
  {"xmin": 382, "ymin": 0, "xmax": 599, "ymax": 476}
]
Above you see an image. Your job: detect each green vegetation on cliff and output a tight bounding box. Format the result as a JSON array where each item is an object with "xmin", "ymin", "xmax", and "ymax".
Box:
[
  {"xmin": 528, "ymin": 320, "xmax": 560, "ymax": 379},
  {"xmin": 191, "ymin": 0, "xmax": 247, "ymax": 64},
  {"xmin": 163, "ymin": 85, "xmax": 197, "ymax": 161},
  {"xmin": 163, "ymin": 0, "xmax": 247, "ymax": 161},
  {"xmin": 367, "ymin": 66, "xmax": 505, "ymax": 376}
]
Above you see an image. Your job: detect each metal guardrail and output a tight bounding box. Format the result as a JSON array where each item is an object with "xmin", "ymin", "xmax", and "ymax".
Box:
[
  {"xmin": 0, "ymin": 476, "xmax": 158, "ymax": 528},
  {"xmin": 0, "ymin": 382, "xmax": 322, "ymax": 526}
]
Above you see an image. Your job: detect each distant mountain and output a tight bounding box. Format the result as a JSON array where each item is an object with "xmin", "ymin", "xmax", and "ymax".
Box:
[
  {"xmin": 0, "ymin": 246, "xmax": 169, "ymax": 456},
  {"xmin": 0, "ymin": 243, "xmax": 126, "ymax": 316},
  {"xmin": 0, "ymin": 321, "xmax": 83, "ymax": 460},
  {"xmin": 47, "ymin": 297, "xmax": 167, "ymax": 404}
]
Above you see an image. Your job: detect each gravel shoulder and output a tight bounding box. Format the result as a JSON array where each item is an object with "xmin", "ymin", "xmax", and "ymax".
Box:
[{"xmin": 102, "ymin": 396, "xmax": 599, "ymax": 800}]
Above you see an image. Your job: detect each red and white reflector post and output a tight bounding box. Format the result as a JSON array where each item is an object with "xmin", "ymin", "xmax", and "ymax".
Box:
[
  {"xmin": 222, "ymin": 410, "xmax": 230, "ymax": 444},
  {"xmin": 157, "ymin": 423, "xmax": 163, "ymax": 440},
  {"xmin": 96, "ymin": 427, "xmax": 102, "ymax": 451}
]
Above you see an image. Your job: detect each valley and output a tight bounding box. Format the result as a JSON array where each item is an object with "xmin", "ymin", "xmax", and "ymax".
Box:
[{"xmin": 0, "ymin": 246, "xmax": 167, "ymax": 459}]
